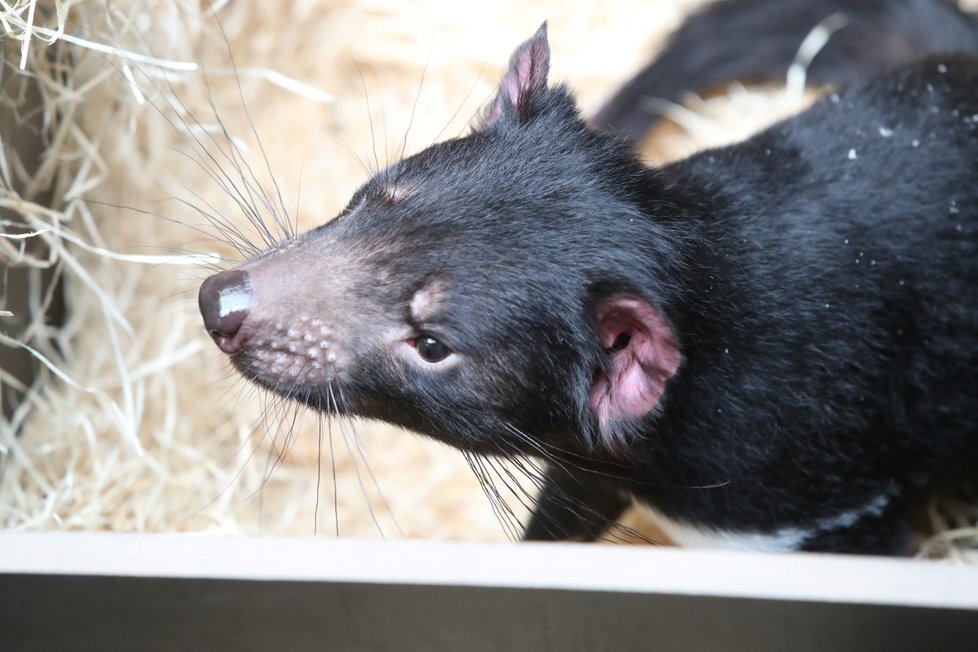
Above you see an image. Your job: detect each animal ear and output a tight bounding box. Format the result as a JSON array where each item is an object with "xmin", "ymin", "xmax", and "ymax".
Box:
[
  {"xmin": 480, "ymin": 22, "xmax": 551, "ymax": 129},
  {"xmin": 589, "ymin": 294, "xmax": 681, "ymax": 424}
]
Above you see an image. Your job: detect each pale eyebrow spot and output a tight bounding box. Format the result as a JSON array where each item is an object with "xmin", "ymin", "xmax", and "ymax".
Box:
[
  {"xmin": 381, "ymin": 182, "xmax": 418, "ymax": 203},
  {"xmin": 410, "ymin": 279, "xmax": 447, "ymax": 322}
]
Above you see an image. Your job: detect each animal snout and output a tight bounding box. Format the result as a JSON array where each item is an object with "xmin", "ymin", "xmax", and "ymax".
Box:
[{"xmin": 198, "ymin": 269, "xmax": 252, "ymax": 354}]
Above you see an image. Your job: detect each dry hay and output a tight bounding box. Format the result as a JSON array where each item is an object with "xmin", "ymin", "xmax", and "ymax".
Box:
[{"xmin": 0, "ymin": 0, "xmax": 975, "ymax": 561}]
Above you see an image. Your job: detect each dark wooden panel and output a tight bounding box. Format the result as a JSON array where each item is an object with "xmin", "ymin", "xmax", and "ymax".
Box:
[{"xmin": 2, "ymin": 573, "xmax": 976, "ymax": 652}]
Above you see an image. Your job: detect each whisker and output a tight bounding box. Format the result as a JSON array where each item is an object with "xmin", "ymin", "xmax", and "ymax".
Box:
[
  {"xmin": 337, "ymin": 385, "xmax": 403, "ymax": 538},
  {"xmin": 471, "ymin": 453, "xmax": 524, "ymax": 541},
  {"xmin": 396, "ymin": 30, "xmax": 435, "ymax": 172},
  {"xmin": 432, "ymin": 62, "xmax": 489, "ymax": 145},
  {"xmin": 464, "ymin": 452, "xmax": 520, "ymax": 541},
  {"xmin": 352, "ymin": 58, "xmax": 381, "ymax": 177},
  {"xmin": 326, "ymin": 135, "xmax": 372, "ymax": 179},
  {"xmin": 119, "ymin": 49, "xmax": 275, "ymax": 251},
  {"xmin": 314, "ymin": 415, "xmax": 324, "ymax": 537},
  {"xmin": 213, "ymin": 17, "xmax": 295, "ymax": 242},
  {"xmin": 496, "ymin": 426, "xmax": 662, "ymax": 545},
  {"xmin": 328, "ymin": 384, "xmax": 385, "ymax": 538},
  {"xmin": 326, "ymin": 402, "xmax": 340, "ymax": 538}
]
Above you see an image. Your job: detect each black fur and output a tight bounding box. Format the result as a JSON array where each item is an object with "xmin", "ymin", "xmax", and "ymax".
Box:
[
  {"xmin": 593, "ymin": 0, "xmax": 978, "ymax": 140},
  {"xmin": 199, "ymin": 29, "xmax": 978, "ymax": 554}
]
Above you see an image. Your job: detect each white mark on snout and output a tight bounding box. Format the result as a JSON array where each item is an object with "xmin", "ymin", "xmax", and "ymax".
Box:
[{"xmin": 218, "ymin": 286, "xmax": 251, "ymax": 319}]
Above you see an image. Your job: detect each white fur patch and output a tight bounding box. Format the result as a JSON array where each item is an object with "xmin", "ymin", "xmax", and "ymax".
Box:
[
  {"xmin": 409, "ymin": 280, "xmax": 447, "ymax": 322},
  {"xmin": 381, "ymin": 182, "xmax": 417, "ymax": 203},
  {"xmin": 647, "ymin": 509, "xmax": 810, "ymax": 552},
  {"xmin": 641, "ymin": 492, "xmax": 892, "ymax": 552}
]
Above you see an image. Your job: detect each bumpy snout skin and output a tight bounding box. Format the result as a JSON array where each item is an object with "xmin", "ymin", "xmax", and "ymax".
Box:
[{"xmin": 197, "ymin": 229, "xmax": 406, "ymax": 398}]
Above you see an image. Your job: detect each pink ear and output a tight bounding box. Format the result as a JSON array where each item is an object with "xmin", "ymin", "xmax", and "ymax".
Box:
[
  {"xmin": 482, "ymin": 22, "xmax": 550, "ymax": 128},
  {"xmin": 589, "ymin": 294, "xmax": 681, "ymax": 423}
]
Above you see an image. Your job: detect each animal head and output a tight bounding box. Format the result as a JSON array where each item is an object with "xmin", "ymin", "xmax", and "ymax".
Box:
[{"xmin": 199, "ymin": 24, "xmax": 684, "ymax": 458}]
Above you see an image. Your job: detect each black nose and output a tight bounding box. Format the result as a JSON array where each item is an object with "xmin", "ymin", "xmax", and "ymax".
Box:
[{"xmin": 198, "ymin": 269, "xmax": 252, "ymax": 354}]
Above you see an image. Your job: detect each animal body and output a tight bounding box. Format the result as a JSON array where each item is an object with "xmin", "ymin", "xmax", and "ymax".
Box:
[
  {"xmin": 199, "ymin": 18, "xmax": 978, "ymax": 554},
  {"xmin": 594, "ymin": 0, "xmax": 978, "ymax": 139}
]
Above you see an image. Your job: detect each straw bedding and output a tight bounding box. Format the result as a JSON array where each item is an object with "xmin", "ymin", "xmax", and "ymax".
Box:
[{"xmin": 0, "ymin": 0, "xmax": 975, "ymax": 559}]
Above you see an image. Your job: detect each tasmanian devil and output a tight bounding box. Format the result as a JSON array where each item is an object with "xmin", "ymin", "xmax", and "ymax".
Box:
[
  {"xmin": 593, "ymin": 0, "xmax": 978, "ymax": 140},
  {"xmin": 198, "ymin": 23, "xmax": 978, "ymax": 554}
]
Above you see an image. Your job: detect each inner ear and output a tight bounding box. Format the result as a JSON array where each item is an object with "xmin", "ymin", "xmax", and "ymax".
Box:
[
  {"xmin": 480, "ymin": 22, "xmax": 550, "ymax": 129},
  {"xmin": 589, "ymin": 294, "xmax": 681, "ymax": 423}
]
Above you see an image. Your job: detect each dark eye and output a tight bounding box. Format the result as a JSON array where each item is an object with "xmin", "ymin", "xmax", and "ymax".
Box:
[{"xmin": 415, "ymin": 334, "xmax": 451, "ymax": 363}]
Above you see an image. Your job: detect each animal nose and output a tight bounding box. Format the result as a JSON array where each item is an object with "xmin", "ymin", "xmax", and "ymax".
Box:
[{"xmin": 198, "ymin": 269, "xmax": 252, "ymax": 354}]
